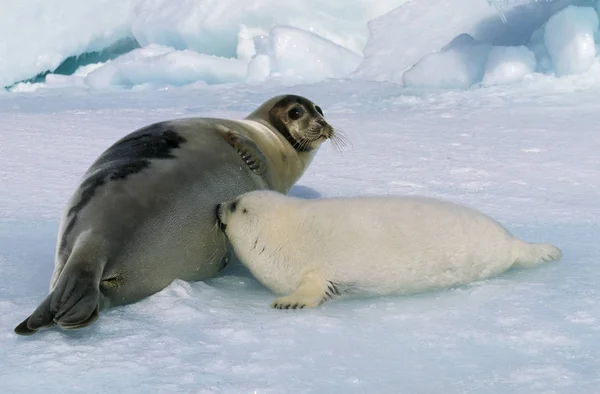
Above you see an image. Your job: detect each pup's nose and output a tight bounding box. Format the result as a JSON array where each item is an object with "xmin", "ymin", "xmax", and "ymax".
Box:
[{"xmin": 216, "ymin": 203, "xmax": 227, "ymax": 231}]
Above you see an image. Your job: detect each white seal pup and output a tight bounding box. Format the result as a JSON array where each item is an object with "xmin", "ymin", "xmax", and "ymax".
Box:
[
  {"xmin": 15, "ymin": 95, "xmax": 337, "ymax": 335},
  {"xmin": 216, "ymin": 190, "xmax": 563, "ymax": 309}
]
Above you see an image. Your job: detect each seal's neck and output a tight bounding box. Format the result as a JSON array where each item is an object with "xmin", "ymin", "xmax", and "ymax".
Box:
[
  {"xmin": 236, "ymin": 120, "xmax": 318, "ymax": 194},
  {"xmin": 283, "ymin": 148, "xmax": 319, "ymax": 193}
]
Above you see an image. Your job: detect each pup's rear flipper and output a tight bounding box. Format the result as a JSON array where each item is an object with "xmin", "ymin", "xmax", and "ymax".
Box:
[
  {"xmin": 513, "ymin": 241, "xmax": 563, "ymax": 268},
  {"xmin": 14, "ymin": 268, "xmax": 101, "ymax": 336}
]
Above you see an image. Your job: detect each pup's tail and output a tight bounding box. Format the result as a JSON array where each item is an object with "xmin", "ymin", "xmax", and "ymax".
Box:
[
  {"xmin": 512, "ymin": 239, "xmax": 563, "ymax": 268},
  {"xmin": 14, "ymin": 239, "xmax": 104, "ymax": 336}
]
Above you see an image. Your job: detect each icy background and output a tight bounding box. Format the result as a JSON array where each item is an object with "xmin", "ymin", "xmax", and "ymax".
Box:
[
  {"xmin": 2, "ymin": 0, "xmax": 600, "ymax": 393},
  {"xmin": 6, "ymin": 0, "xmax": 600, "ymax": 91}
]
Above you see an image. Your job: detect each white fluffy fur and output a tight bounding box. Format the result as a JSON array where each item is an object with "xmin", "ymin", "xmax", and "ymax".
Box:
[{"xmin": 218, "ymin": 190, "xmax": 563, "ymax": 309}]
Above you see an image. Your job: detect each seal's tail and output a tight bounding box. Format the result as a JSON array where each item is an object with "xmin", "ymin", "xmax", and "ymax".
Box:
[
  {"xmin": 14, "ymin": 256, "xmax": 103, "ymax": 336},
  {"xmin": 512, "ymin": 239, "xmax": 563, "ymax": 268}
]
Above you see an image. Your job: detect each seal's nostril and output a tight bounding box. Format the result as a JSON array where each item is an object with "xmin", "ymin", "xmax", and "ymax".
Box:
[{"xmin": 216, "ymin": 203, "xmax": 222, "ymax": 217}]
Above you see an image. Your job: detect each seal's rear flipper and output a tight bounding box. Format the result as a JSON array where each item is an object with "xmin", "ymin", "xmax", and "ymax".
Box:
[
  {"xmin": 14, "ymin": 266, "xmax": 102, "ymax": 336},
  {"xmin": 59, "ymin": 304, "xmax": 100, "ymax": 330},
  {"xmin": 14, "ymin": 295, "xmax": 56, "ymax": 335},
  {"xmin": 512, "ymin": 241, "xmax": 563, "ymax": 268}
]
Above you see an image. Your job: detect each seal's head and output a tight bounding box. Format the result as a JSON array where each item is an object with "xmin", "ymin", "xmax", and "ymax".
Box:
[{"xmin": 246, "ymin": 95, "xmax": 335, "ymax": 152}]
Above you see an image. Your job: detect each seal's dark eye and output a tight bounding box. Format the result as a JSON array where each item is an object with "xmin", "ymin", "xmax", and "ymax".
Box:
[
  {"xmin": 315, "ymin": 106, "xmax": 323, "ymax": 116},
  {"xmin": 288, "ymin": 106, "xmax": 304, "ymax": 120},
  {"xmin": 230, "ymin": 201, "xmax": 237, "ymax": 213},
  {"xmin": 243, "ymin": 208, "xmax": 248, "ymax": 214}
]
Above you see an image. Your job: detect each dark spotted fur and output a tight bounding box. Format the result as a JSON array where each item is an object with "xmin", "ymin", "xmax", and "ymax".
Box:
[{"xmin": 59, "ymin": 124, "xmax": 186, "ymax": 255}]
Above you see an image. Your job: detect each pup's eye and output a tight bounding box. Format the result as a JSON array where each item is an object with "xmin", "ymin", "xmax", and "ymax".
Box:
[
  {"xmin": 288, "ymin": 106, "xmax": 304, "ymax": 120},
  {"xmin": 230, "ymin": 201, "xmax": 237, "ymax": 212},
  {"xmin": 315, "ymin": 106, "xmax": 323, "ymax": 116},
  {"xmin": 243, "ymin": 208, "xmax": 248, "ymax": 214}
]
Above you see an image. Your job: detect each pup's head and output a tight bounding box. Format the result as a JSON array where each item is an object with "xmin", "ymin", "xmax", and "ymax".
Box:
[{"xmin": 216, "ymin": 190, "xmax": 288, "ymax": 236}]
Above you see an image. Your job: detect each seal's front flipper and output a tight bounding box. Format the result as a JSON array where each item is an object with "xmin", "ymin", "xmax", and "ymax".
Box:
[
  {"xmin": 216, "ymin": 126, "xmax": 267, "ymax": 175},
  {"xmin": 271, "ymin": 272, "xmax": 340, "ymax": 310}
]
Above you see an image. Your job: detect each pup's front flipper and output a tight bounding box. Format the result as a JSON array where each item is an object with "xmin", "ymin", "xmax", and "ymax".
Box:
[{"xmin": 271, "ymin": 272, "xmax": 340, "ymax": 310}]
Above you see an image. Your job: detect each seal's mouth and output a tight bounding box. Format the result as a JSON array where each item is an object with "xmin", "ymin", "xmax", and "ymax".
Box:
[
  {"xmin": 216, "ymin": 203, "xmax": 226, "ymax": 232},
  {"xmin": 320, "ymin": 127, "xmax": 334, "ymax": 140},
  {"xmin": 302, "ymin": 124, "xmax": 334, "ymax": 145},
  {"xmin": 293, "ymin": 122, "xmax": 338, "ymax": 152},
  {"xmin": 310, "ymin": 121, "xmax": 333, "ymax": 138}
]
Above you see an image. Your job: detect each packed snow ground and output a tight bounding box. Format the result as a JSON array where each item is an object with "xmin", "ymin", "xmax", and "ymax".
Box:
[
  {"xmin": 1, "ymin": 79, "xmax": 599, "ymax": 393},
  {"xmin": 2, "ymin": 1, "xmax": 600, "ymax": 392}
]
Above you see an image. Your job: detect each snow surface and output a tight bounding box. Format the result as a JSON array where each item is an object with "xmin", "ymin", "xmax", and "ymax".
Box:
[
  {"xmin": 2, "ymin": 0, "xmax": 600, "ymax": 392},
  {"xmin": 2, "ymin": 79, "xmax": 600, "ymax": 393}
]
